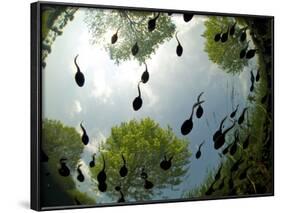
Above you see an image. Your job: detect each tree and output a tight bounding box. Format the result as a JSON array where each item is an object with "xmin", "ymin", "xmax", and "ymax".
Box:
[
  {"xmin": 42, "ymin": 119, "xmax": 83, "ymax": 192},
  {"xmin": 202, "ymin": 17, "xmax": 249, "ymax": 74},
  {"xmin": 41, "ymin": 119, "xmax": 95, "ymax": 205},
  {"xmin": 41, "ymin": 6, "xmax": 77, "ymax": 68},
  {"xmin": 90, "ymin": 118, "xmax": 191, "ymax": 202},
  {"xmin": 84, "ymin": 10, "xmax": 176, "ymax": 65}
]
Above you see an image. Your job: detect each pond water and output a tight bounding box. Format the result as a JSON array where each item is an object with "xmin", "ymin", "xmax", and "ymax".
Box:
[{"xmin": 42, "ymin": 8, "xmax": 259, "ymax": 204}]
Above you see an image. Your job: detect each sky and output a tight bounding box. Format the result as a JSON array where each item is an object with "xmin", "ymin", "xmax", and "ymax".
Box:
[{"xmin": 42, "ymin": 8, "xmax": 258, "ymax": 203}]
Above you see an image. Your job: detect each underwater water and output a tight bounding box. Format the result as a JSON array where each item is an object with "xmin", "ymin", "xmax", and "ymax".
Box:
[{"xmin": 40, "ymin": 6, "xmax": 273, "ymax": 207}]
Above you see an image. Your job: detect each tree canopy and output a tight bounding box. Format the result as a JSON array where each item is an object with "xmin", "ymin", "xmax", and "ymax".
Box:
[
  {"xmin": 41, "ymin": 6, "xmax": 77, "ymax": 67},
  {"xmin": 90, "ymin": 118, "xmax": 191, "ymax": 202},
  {"xmin": 84, "ymin": 9, "xmax": 176, "ymax": 65},
  {"xmin": 42, "ymin": 119, "xmax": 83, "ymax": 190},
  {"xmin": 202, "ymin": 16, "xmax": 249, "ymax": 74}
]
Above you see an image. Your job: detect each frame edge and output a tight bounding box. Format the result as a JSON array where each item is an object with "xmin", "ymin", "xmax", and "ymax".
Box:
[{"xmin": 31, "ymin": 1, "xmax": 41, "ymax": 211}]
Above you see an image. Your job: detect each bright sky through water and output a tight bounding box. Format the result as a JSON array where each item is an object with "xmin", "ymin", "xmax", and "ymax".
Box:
[{"xmin": 42, "ymin": 8, "xmax": 257, "ymax": 203}]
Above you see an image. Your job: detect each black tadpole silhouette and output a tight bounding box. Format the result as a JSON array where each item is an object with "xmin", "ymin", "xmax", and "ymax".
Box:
[
  {"xmin": 181, "ymin": 100, "xmax": 205, "ymax": 135},
  {"xmin": 141, "ymin": 62, "xmax": 149, "ymax": 84},
  {"xmin": 239, "ymin": 41, "xmax": 250, "ymax": 59},
  {"xmin": 240, "ymin": 27, "xmax": 247, "ymax": 42},
  {"xmin": 214, "ymin": 164, "xmax": 223, "ymax": 181},
  {"xmin": 58, "ymin": 158, "xmax": 70, "ymax": 177},
  {"xmin": 242, "ymin": 135, "xmax": 250, "ymax": 149},
  {"xmin": 97, "ymin": 155, "xmax": 107, "ymax": 192},
  {"xmin": 246, "ymin": 49, "xmax": 257, "ymax": 59},
  {"xmin": 89, "ymin": 153, "xmax": 96, "ymax": 168},
  {"xmin": 140, "ymin": 167, "xmax": 148, "ymax": 179},
  {"xmin": 214, "ymin": 121, "xmax": 236, "ymax": 150},
  {"xmin": 160, "ymin": 154, "xmax": 173, "ymax": 170},
  {"xmin": 148, "ymin": 13, "xmax": 160, "ymax": 32},
  {"xmin": 111, "ymin": 28, "xmax": 120, "ymax": 44},
  {"xmin": 256, "ymin": 69, "xmax": 260, "ymax": 82},
  {"xmin": 238, "ymin": 107, "xmax": 248, "ymax": 125},
  {"xmin": 118, "ymin": 191, "xmax": 125, "ymax": 203},
  {"xmin": 222, "ymin": 143, "xmax": 231, "ymax": 155},
  {"xmin": 140, "ymin": 168, "xmax": 154, "ymax": 189},
  {"xmin": 230, "ymin": 104, "xmax": 239, "ymax": 118},
  {"xmin": 41, "ymin": 149, "xmax": 49, "ymax": 162},
  {"xmin": 80, "ymin": 122, "xmax": 89, "ymax": 145},
  {"xmin": 77, "ymin": 164, "xmax": 85, "ymax": 182},
  {"xmin": 183, "ymin": 13, "xmax": 193, "ymax": 22},
  {"xmin": 213, "ymin": 116, "xmax": 227, "ymax": 142},
  {"xmin": 132, "ymin": 81, "xmax": 143, "ymax": 111},
  {"xmin": 175, "ymin": 32, "xmax": 183, "ymax": 57},
  {"xmin": 196, "ymin": 92, "xmax": 204, "ymax": 118},
  {"xmin": 115, "ymin": 184, "xmax": 125, "ymax": 202},
  {"xmin": 195, "ymin": 141, "xmax": 205, "ymax": 159},
  {"xmin": 230, "ymin": 156, "xmax": 244, "ymax": 173},
  {"xmin": 115, "ymin": 185, "xmax": 121, "ymax": 191},
  {"xmin": 74, "ymin": 55, "xmax": 85, "ymax": 87},
  {"xmin": 131, "ymin": 42, "xmax": 139, "ymax": 56},
  {"xmin": 229, "ymin": 130, "xmax": 239, "ymax": 156},
  {"xmin": 229, "ymin": 22, "xmax": 236, "ymax": 36},
  {"xmin": 214, "ymin": 29, "xmax": 222, "ymax": 42},
  {"xmin": 250, "ymin": 70, "xmax": 255, "ymax": 92},
  {"xmin": 119, "ymin": 154, "xmax": 128, "ymax": 177},
  {"xmin": 220, "ymin": 27, "xmax": 229, "ymax": 43},
  {"xmin": 144, "ymin": 179, "xmax": 154, "ymax": 189}
]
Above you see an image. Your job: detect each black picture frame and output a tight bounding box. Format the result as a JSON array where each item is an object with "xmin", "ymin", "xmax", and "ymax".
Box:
[{"xmin": 31, "ymin": 1, "xmax": 274, "ymax": 211}]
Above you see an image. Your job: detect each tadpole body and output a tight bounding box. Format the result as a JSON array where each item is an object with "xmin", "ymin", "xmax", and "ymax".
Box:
[
  {"xmin": 97, "ymin": 155, "xmax": 107, "ymax": 192},
  {"xmin": 195, "ymin": 141, "xmax": 205, "ymax": 159},
  {"xmin": 175, "ymin": 32, "xmax": 183, "ymax": 57},
  {"xmin": 111, "ymin": 28, "xmax": 120, "ymax": 44},
  {"xmin": 148, "ymin": 13, "xmax": 160, "ymax": 32},
  {"xmin": 238, "ymin": 107, "xmax": 248, "ymax": 125},
  {"xmin": 132, "ymin": 81, "xmax": 143, "ymax": 111},
  {"xmin": 160, "ymin": 155, "xmax": 173, "ymax": 170},
  {"xmin": 221, "ymin": 27, "xmax": 229, "ymax": 42},
  {"xmin": 230, "ymin": 105, "xmax": 239, "ymax": 118},
  {"xmin": 80, "ymin": 122, "xmax": 89, "ymax": 145},
  {"xmin": 183, "ymin": 14, "xmax": 193, "ymax": 22},
  {"xmin": 119, "ymin": 154, "xmax": 128, "ymax": 177},
  {"xmin": 181, "ymin": 100, "xmax": 205, "ymax": 135},
  {"xmin": 196, "ymin": 92, "xmax": 204, "ymax": 119},
  {"xmin": 74, "ymin": 55, "xmax": 85, "ymax": 87},
  {"xmin": 89, "ymin": 154, "xmax": 96, "ymax": 168},
  {"xmin": 131, "ymin": 42, "xmax": 139, "ymax": 56},
  {"xmin": 229, "ymin": 22, "xmax": 236, "ymax": 36},
  {"xmin": 214, "ymin": 121, "xmax": 236, "ymax": 150},
  {"xmin": 77, "ymin": 164, "xmax": 85, "ymax": 182},
  {"xmin": 213, "ymin": 116, "xmax": 227, "ymax": 142},
  {"xmin": 58, "ymin": 158, "xmax": 70, "ymax": 177},
  {"xmin": 141, "ymin": 62, "xmax": 149, "ymax": 84}
]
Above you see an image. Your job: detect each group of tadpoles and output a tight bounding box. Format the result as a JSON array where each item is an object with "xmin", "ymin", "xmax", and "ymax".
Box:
[
  {"xmin": 41, "ymin": 12, "xmax": 268, "ymax": 204},
  {"xmin": 214, "ymin": 22, "xmax": 258, "ymax": 60}
]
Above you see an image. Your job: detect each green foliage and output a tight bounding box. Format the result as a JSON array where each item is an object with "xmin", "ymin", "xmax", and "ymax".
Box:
[
  {"xmin": 184, "ymin": 19, "xmax": 273, "ymax": 198},
  {"xmin": 68, "ymin": 190, "xmax": 96, "ymax": 205},
  {"xmin": 41, "ymin": 6, "xmax": 77, "ymax": 67},
  {"xmin": 202, "ymin": 17, "xmax": 248, "ymax": 74},
  {"xmin": 84, "ymin": 10, "xmax": 176, "ymax": 65},
  {"xmin": 42, "ymin": 119, "xmax": 84, "ymax": 190},
  {"xmin": 90, "ymin": 118, "xmax": 191, "ymax": 201},
  {"xmin": 42, "ymin": 119, "xmax": 96, "ymax": 204}
]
